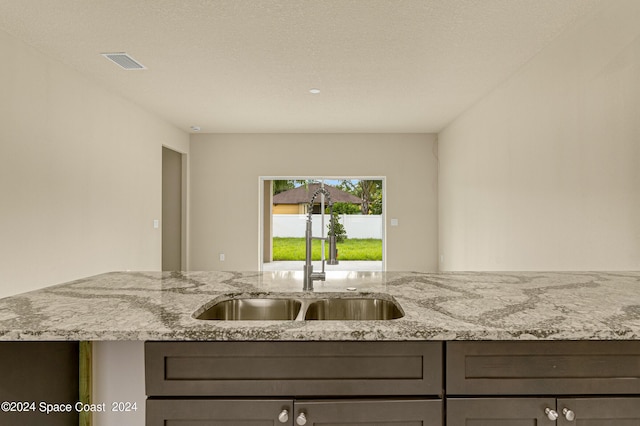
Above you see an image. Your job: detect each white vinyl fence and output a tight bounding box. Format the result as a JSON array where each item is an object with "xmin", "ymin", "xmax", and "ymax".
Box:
[{"xmin": 273, "ymin": 214, "xmax": 383, "ymax": 239}]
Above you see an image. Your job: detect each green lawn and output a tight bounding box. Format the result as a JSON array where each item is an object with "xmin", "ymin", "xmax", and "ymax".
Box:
[{"xmin": 273, "ymin": 237, "xmax": 382, "ymax": 261}]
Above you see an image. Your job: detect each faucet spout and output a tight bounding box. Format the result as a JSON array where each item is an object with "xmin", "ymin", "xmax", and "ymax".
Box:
[{"xmin": 303, "ymin": 186, "xmax": 339, "ymax": 291}]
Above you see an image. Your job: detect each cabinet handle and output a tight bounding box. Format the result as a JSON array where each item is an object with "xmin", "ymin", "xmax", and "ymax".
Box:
[
  {"xmin": 545, "ymin": 408, "xmax": 559, "ymax": 421},
  {"xmin": 278, "ymin": 409, "xmax": 289, "ymax": 423},
  {"xmin": 296, "ymin": 412, "xmax": 307, "ymax": 425},
  {"xmin": 562, "ymin": 408, "xmax": 576, "ymax": 421}
]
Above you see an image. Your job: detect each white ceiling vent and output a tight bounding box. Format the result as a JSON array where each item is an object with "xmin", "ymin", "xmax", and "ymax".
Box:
[{"xmin": 101, "ymin": 52, "xmax": 146, "ymax": 70}]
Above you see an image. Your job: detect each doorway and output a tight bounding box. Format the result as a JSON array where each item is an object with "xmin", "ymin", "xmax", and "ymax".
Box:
[
  {"xmin": 259, "ymin": 177, "xmax": 385, "ymax": 272},
  {"xmin": 162, "ymin": 147, "xmax": 185, "ymax": 271}
]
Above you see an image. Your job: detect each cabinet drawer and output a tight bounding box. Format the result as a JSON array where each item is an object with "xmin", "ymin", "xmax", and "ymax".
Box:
[
  {"xmin": 447, "ymin": 341, "xmax": 640, "ymax": 395},
  {"xmin": 146, "ymin": 341, "xmax": 443, "ymax": 396}
]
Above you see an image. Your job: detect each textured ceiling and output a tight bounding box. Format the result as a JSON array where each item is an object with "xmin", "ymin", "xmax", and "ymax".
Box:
[{"xmin": 0, "ymin": 0, "xmax": 604, "ymax": 133}]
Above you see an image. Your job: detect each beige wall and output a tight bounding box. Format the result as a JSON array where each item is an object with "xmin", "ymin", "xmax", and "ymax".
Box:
[
  {"xmin": 0, "ymin": 29, "xmax": 188, "ymax": 299},
  {"xmin": 438, "ymin": 0, "xmax": 640, "ymax": 271},
  {"xmin": 190, "ymin": 133, "xmax": 438, "ymax": 271}
]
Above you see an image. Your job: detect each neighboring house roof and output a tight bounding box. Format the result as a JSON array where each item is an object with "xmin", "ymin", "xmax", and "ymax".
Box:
[{"xmin": 273, "ymin": 183, "xmax": 362, "ymax": 205}]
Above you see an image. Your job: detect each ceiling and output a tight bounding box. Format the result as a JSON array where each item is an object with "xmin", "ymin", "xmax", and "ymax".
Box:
[{"xmin": 0, "ymin": 0, "xmax": 604, "ymax": 133}]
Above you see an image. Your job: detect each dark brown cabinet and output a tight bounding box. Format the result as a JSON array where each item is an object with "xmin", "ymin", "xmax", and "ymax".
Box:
[
  {"xmin": 146, "ymin": 341, "xmax": 442, "ymax": 396},
  {"xmin": 145, "ymin": 341, "xmax": 443, "ymax": 426},
  {"xmin": 446, "ymin": 341, "xmax": 640, "ymax": 395},
  {"xmin": 146, "ymin": 399, "xmax": 293, "ymax": 425},
  {"xmin": 296, "ymin": 399, "xmax": 441, "ymax": 425},
  {"xmin": 145, "ymin": 341, "xmax": 640, "ymax": 425},
  {"xmin": 147, "ymin": 398, "xmax": 441, "ymax": 425},
  {"xmin": 557, "ymin": 398, "xmax": 640, "ymax": 425},
  {"xmin": 447, "ymin": 397, "xmax": 640, "ymax": 425},
  {"xmin": 447, "ymin": 398, "xmax": 557, "ymax": 425},
  {"xmin": 445, "ymin": 342, "xmax": 640, "ymax": 426},
  {"xmin": 0, "ymin": 342, "xmax": 79, "ymax": 426}
]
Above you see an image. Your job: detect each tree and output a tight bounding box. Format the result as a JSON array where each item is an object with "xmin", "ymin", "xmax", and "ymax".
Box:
[
  {"xmin": 338, "ymin": 180, "xmax": 382, "ymax": 215},
  {"xmin": 330, "ymin": 202, "xmax": 361, "ymax": 215},
  {"xmin": 273, "ymin": 180, "xmax": 310, "ymax": 195},
  {"xmin": 327, "ymin": 211, "xmax": 347, "ymax": 242}
]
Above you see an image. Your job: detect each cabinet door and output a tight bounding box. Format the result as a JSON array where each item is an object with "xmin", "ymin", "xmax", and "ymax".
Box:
[
  {"xmin": 558, "ymin": 398, "xmax": 640, "ymax": 425},
  {"xmin": 447, "ymin": 398, "xmax": 557, "ymax": 426},
  {"xmin": 146, "ymin": 399, "xmax": 293, "ymax": 426},
  {"xmin": 294, "ymin": 399, "xmax": 442, "ymax": 426}
]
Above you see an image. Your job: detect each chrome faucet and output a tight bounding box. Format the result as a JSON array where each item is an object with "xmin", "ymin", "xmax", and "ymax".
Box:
[{"xmin": 303, "ymin": 187, "xmax": 339, "ymax": 291}]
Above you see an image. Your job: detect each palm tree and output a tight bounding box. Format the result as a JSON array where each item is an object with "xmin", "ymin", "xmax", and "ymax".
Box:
[
  {"xmin": 272, "ymin": 180, "xmax": 295, "ymax": 195},
  {"xmin": 338, "ymin": 180, "xmax": 382, "ymax": 215}
]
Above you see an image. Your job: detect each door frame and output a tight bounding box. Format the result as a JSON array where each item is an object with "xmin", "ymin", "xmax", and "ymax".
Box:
[
  {"xmin": 257, "ymin": 176, "xmax": 387, "ymax": 271},
  {"xmin": 162, "ymin": 145, "xmax": 188, "ymax": 271}
]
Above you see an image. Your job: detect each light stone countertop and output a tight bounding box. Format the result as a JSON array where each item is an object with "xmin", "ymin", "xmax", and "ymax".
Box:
[{"xmin": 1, "ymin": 270, "xmax": 639, "ymax": 341}]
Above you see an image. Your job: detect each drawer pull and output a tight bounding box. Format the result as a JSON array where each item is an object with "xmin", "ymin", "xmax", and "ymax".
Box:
[
  {"xmin": 562, "ymin": 408, "xmax": 576, "ymax": 421},
  {"xmin": 296, "ymin": 412, "xmax": 307, "ymax": 425},
  {"xmin": 545, "ymin": 408, "xmax": 559, "ymax": 421},
  {"xmin": 278, "ymin": 409, "xmax": 289, "ymax": 423}
]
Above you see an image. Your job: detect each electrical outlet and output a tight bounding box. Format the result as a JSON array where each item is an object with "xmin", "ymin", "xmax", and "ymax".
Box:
[
  {"xmin": 219, "ymin": 253, "xmax": 225, "ymax": 262},
  {"xmin": 153, "ymin": 219, "xmax": 159, "ymax": 229}
]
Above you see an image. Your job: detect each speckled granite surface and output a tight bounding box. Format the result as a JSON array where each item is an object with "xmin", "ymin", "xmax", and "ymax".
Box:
[{"xmin": 1, "ymin": 271, "xmax": 639, "ymax": 341}]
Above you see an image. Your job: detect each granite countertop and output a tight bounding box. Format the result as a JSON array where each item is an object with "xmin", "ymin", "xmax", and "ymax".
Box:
[{"xmin": 1, "ymin": 270, "xmax": 639, "ymax": 341}]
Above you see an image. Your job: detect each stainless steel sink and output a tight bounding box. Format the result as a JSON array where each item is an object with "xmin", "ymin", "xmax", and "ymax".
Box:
[
  {"xmin": 195, "ymin": 298, "xmax": 302, "ymax": 320},
  {"xmin": 304, "ymin": 298, "xmax": 404, "ymax": 320},
  {"xmin": 194, "ymin": 293, "xmax": 404, "ymax": 321}
]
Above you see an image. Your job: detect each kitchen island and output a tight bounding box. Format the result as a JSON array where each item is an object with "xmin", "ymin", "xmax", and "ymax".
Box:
[
  {"xmin": 1, "ymin": 271, "xmax": 640, "ymax": 425},
  {"xmin": 1, "ymin": 270, "xmax": 639, "ymax": 341}
]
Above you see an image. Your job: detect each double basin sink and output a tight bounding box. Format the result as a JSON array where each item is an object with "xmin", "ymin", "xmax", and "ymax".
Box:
[{"xmin": 194, "ymin": 293, "xmax": 404, "ymax": 321}]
